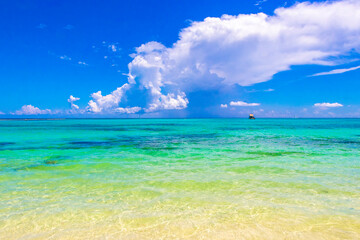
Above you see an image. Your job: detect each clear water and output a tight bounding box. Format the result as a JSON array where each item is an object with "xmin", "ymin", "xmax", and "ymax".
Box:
[{"xmin": 0, "ymin": 119, "xmax": 359, "ymax": 239}]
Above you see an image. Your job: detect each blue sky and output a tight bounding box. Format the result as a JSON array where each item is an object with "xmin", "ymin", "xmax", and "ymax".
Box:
[{"xmin": 1, "ymin": 0, "xmax": 360, "ymax": 118}]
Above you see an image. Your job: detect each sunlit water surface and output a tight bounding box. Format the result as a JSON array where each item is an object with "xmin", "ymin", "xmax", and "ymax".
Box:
[{"xmin": 0, "ymin": 119, "xmax": 359, "ymax": 239}]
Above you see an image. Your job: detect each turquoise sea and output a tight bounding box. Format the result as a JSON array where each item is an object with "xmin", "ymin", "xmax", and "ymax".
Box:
[{"xmin": 0, "ymin": 119, "xmax": 359, "ymax": 239}]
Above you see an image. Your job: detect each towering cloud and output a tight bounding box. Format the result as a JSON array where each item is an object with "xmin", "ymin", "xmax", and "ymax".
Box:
[
  {"xmin": 127, "ymin": 42, "xmax": 189, "ymax": 112},
  {"xmin": 86, "ymin": 0, "xmax": 360, "ymax": 113}
]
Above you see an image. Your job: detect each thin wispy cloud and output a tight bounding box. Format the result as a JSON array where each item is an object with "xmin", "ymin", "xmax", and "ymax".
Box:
[
  {"xmin": 311, "ymin": 65, "xmax": 360, "ymax": 77},
  {"xmin": 59, "ymin": 55, "xmax": 72, "ymax": 61},
  {"xmin": 58, "ymin": 55, "xmax": 88, "ymax": 67},
  {"xmin": 255, "ymin": 0, "xmax": 268, "ymax": 8},
  {"xmin": 230, "ymin": 101, "xmax": 260, "ymax": 107},
  {"xmin": 108, "ymin": 44, "xmax": 119, "ymax": 52},
  {"xmin": 101, "ymin": 41, "xmax": 121, "ymax": 53},
  {"xmin": 247, "ymin": 88, "xmax": 275, "ymax": 93},
  {"xmin": 264, "ymin": 88, "xmax": 275, "ymax": 92},
  {"xmin": 78, "ymin": 61, "xmax": 88, "ymax": 66}
]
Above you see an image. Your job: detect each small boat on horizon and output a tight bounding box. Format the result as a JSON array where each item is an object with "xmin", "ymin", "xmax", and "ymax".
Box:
[{"xmin": 249, "ymin": 114, "xmax": 255, "ymax": 119}]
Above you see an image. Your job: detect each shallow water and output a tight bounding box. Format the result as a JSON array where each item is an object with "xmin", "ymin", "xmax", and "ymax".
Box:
[{"xmin": 0, "ymin": 119, "xmax": 359, "ymax": 239}]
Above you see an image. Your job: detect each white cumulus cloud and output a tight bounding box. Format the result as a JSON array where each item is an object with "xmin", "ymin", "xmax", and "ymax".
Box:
[
  {"xmin": 128, "ymin": 0, "xmax": 360, "ymax": 90},
  {"xmin": 13, "ymin": 105, "xmax": 52, "ymax": 115},
  {"xmin": 126, "ymin": 42, "xmax": 189, "ymax": 112},
  {"xmin": 115, "ymin": 107, "xmax": 142, "ymax": 114},
  {"xmin": 68, "ymin": 95, "xmax": 80, "ymax": 110},
  {"xmin": 220, "ymin": 104, "xmax": 228, "ymax": 108},
  {"xmin": 78, "ymin": 0, "xmax": 360, "ymax": 114},
  {"xmin": 87, "ymin": 83, "xmax": 131, "ymax": 113},
  {"xmin": 230, "ymin": 101, "xmax": 260, "ymax": 107},
  {"xmin": 314, "ymin": 102, "xmax": 343, "ymax": 108},
  {"xmin": 145, "ymin": 92, "xmax": 189, "ymax": 112}
]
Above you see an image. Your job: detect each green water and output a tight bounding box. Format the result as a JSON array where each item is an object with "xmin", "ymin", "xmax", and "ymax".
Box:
[{"xmin": 0, "ymin": 119, "xmax": 359, "ymax": 239}]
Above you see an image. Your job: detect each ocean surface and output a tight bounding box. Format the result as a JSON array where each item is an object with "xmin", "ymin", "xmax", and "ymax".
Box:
[{"xmin": 0, "ymin": 119, "xmax": 359, "ymax": 239}]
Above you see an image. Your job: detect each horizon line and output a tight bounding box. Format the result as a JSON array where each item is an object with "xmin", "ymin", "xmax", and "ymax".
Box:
[{"xmin": 1, "ymin": 117, "xmax": 360, "ymax": 121}]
